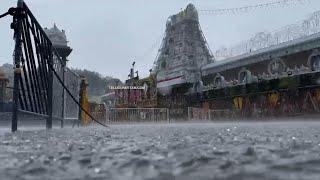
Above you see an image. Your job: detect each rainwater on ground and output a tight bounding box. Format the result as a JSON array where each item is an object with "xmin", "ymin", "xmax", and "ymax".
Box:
[{"xmin": 1, "ymin": 121, "xmax": 320, "ymax": 180}]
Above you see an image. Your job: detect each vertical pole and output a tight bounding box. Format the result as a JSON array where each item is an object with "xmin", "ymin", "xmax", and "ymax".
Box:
[
  {"xmin": 104, "ymin": 104, "xmax": 108, "ymax": 124},
  {"xmin": 115, "ymin": 109, "xmax": 116, "ymax": 123},
  {"xmin": 78, "ymin": 78, "xmax": 84, "ymax": 125},
  {"xmin": 46, "ymin": 54, "xmax": 53, "ymax": 129},
  {"xmin": 61, "ymin": 63, "xmax": 66, "ymax": 128},
  {"xmin": 0, "ymin": 82, "xmax": 4, "ymax": 112},
  {"xmin": 12, "ymin": 69, "xmax": 21, "ymax": 132},
  {"xmin": 167, "ymin": 108, "xmax": 170, "ymax": 123},
  {"xmin": 12, "ymin": 0, "xmax": 24, "ymax": 132},
  {"xmin": 127, "ymin": 88, "xmax": 130, "ymax": 106}
]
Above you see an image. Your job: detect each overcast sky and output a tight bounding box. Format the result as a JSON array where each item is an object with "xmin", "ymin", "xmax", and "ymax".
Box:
[{"xmin": 1, "ymin": 0, "xmax": 320, "ymax": 80}]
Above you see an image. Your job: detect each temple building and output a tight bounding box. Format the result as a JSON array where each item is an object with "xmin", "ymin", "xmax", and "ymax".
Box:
[
  {"xmin": 153, "ymin": 4, "xmax": 214, "ymax": 95},
  {"xmin": 114, "ymin": 3, "xmax": 320, "ymax": 119}
]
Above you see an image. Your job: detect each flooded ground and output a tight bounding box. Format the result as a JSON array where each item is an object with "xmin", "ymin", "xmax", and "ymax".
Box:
[{"xmin": 1, "ymin": 121, "xmax": 320, "ymax": 180}]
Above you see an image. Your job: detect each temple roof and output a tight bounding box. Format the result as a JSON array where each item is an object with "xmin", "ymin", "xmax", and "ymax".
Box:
[
  {"xmin": 44, "ymin": 23, "xmax": 68, "ymax": 47},
  {"xmin": 202, "ymin": 32, "xmax": 320, "ymax": 75},
  {"xmin": 167, "ymin": 3, "xmax": 198, "ymax": 26}
]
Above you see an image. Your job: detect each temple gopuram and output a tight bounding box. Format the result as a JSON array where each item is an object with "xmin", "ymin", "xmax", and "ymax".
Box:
[{"xmin": 115, "ymin": 4, "xmax": 320, "ymax": 119}]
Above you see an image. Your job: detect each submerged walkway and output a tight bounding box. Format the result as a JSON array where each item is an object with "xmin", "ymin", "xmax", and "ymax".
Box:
[{"xmin": 1, "ymin": 122, "xmax": 320, "ymax": 180}]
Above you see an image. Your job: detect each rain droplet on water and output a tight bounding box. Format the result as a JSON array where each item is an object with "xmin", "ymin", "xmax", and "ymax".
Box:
[{"xmin": 94, "ymin": 168, "xmax": 101, "ymax": 173}]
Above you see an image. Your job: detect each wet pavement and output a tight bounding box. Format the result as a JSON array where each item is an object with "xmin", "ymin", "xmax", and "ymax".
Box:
[{"xmin": 1, "ymin": 122, "xmax": 320, "ymax": 180}]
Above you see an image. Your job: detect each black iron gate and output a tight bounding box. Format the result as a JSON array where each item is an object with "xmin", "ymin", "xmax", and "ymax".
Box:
[
  {"xmin": 10, "ymin": 0, "xmax": 55, "ymax": 131},
  {"xmin": 0, "ymin": 0, "xmax": 108, "ymax": 132}
]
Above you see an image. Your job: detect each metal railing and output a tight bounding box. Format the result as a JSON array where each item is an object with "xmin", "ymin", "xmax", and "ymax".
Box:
[
  {"xmin": 107, "ymin": 108, "xmax": 170, "ymax": 123},
  {"xmin": 187, "ymin": 107, "xmax": 232, "ymax": 121},
  {"xmin": 8, "ymin": 0, "xmax": 83, "ymax": 131}
]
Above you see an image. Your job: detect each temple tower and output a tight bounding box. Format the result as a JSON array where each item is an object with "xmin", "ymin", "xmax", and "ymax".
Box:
[
  {"xmin": 44, "ymin": 24, "xmax": 73, "ymax": 120},
  {"xmin": 153, "ymin": 4, "xmax": 214, "ymax": 95},
  {"xmin": 44, "ymin": 24, "xmax": 72, "ymax": 66}
]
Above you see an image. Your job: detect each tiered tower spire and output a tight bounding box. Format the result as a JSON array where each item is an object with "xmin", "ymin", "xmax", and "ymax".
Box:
[{"xmin": 154, "ymin": 4, "xmax": 214, "ymax": 94}]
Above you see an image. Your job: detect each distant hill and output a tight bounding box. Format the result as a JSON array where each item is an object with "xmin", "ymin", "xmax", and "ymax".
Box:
[
  {"xmin": 71, "ymin": 68, "xmax": 123, "ymax": 97},
  {"xmin": 0, "ymin": 63, "xmax": 123, "ymax": 98}
]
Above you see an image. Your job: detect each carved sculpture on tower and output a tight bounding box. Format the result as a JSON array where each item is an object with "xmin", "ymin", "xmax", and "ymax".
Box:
[{"xmin": 153, "ymin": 4, "xmax": 214, "ymax": 95}]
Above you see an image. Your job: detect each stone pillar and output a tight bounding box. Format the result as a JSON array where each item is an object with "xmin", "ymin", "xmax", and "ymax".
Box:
[
  {"xmin": 0, "ymin": 73, "xmax": 9, "ymax": 112},
  {"xmin": 78, "ymin": 77, "xmax": 90, "ymax": 126}
]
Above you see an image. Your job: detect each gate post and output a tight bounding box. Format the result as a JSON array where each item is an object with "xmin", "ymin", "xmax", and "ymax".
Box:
[
  {"xmin": 11, "ymin": 0, "xmax": 24, "ymax": 132},
  {"xmin": 12, "ymin": 69, "xmax": 21, "ymax": 132},
  {"xmin": 78, "ymin": 77, "xmax": 89, "ymax": 126},
  {"xmin": 78, "ymin": 78, "xmax": 84, "ymax": 125},
  {"xmin": 46, "ymin": 52, "xmax": 53, "ymax": 129},
  {"xmin": 61, "ymin": 63, "xmax": 66, "ymax": 128}
]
